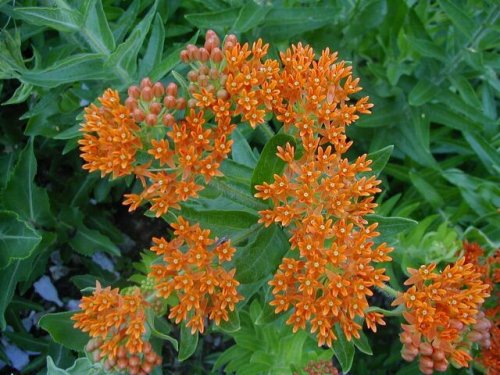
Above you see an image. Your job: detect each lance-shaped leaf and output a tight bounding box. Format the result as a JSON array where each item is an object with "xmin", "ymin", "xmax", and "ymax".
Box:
[{"xmin": 39, "ymin": 311, "xmax": 89, "ymax": 352}]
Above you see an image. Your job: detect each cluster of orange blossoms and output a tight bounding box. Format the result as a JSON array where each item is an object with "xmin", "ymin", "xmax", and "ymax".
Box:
[
  {"xmin": 238, "ymin": 43, "xmax": 391, "ymax": 346},
  {"xmin": 72, "ymin": 283, "xmax": 161, "ymax": 374},
  {"xmin": 463, "ymin": 242, "xmax": 499, "ymax": 374},
  {"xmin": 392, "ymin": 258, "xmax": 491, "ymax": 374},
  {"xmin": 149, "ymin": 217, "xmax": 243, "ymax": 334}
]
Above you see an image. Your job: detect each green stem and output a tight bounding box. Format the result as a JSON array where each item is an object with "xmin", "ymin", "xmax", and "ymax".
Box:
[
  {"xmin": 366, "ymin": 305, "xmax": 404, "ymax": 317},
  {"xmin": 209, "ymin": 178, "xmax": 268, "ymax": 211},
  {"xmin": 376, "ymin": 283, "xmax": 400, "ymax": 298}
]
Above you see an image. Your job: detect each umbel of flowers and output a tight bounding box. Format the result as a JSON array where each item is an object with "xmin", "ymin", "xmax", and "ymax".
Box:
[{"xmin": 75, "ymin": 29, "xmax": 493, "ymax": 373}]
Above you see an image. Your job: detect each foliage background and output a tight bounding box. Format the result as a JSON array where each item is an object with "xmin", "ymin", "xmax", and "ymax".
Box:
[{"xmin": 0, "ymin": 0, "xmax": 498, "ymax": 374}]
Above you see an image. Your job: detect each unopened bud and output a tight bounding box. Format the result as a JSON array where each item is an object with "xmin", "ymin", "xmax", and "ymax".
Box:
[
  {"xmin": 176, "ymin": 98, "xmax": 186, "ymax": 110},
  {"xmin": 163, "ymin": 95, "xmax": 176, "ymax": 109},
  {"xmin": 199, "ymin": 47, "xmax": 210, "ymax": 62},
  {"xmin": 149, "ymin": 102, "xmax": 162, "ymax": 115},
  {"xmin": 211, "ymin": 47, "xmax": 223, "ymax": 63},
  {"xmin": 180, "ymin": 50, "xmax": 189, "ymax": 62},
  {"xmin": 125, "ymin": 97, "xmax": 137, "ymax": 110},
  {"xmin": 419, "ymin": 342, "xmax": 433, "ymax": 356},
  {"xmin": 432, "ymin": 349, "xmax": 445, "ymax": 361},
  {"xmin": 145, "ymin": 113, "xmax": 158, "ymax": 126},
  {"xmin": 133, "ymin": 109, "xmax": 145, "ymax": 122},
  {"xmin": 434, "ymin": 360, "xmax": 448, "ymax": 372},
  {"xmin": 128, "ymin": 85, "xmax": 141, "ymax": 99},
  {"xmin": 187, "ymin": 98, "xmax": 197, "ymax": 108},
  {"xmin": 217, "ymin": 89, "xmax": 229, "ymax": 100},
  {"xmin": 141, "ymin": 86, "xmax": 153, "ymax": 102},
  {"xmin": 162, "ymin": 113, "xmax": 175, "ymax": 126},
  {"xmin": 152, "ymin": 82, "xmax": 165, "ymax": 97},
  {"xmin": 140, "ymin": 77, "xmax": 152, "ymax": 89},
  {"xmin": 187, "ymin": 70, "xmax": 199, "ymax": 82},
  {"xmin": 166, "ymin": 82, "xmax": 178, "ymax": 97}
]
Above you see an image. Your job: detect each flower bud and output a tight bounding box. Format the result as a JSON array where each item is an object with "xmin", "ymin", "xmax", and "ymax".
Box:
[
  {"xmin": 162, "ymin": 113, "xmax": 175, "ymax": 126},
  {"xmin": 145, "ymin": 113, "xmax": 157, "ymax": 126},
  {"xmin": 187, "ymin": 98, "xmax": 197, "ymax": 108},
  {"xmin": 166, "ymin": 82, "xmax": 178, "ymax": 97},
  {"xmin": 176, "ymin": 98, "xmax": 186, "ymax": 110},
  {"xmin": 149, "ymin": 102, "xmax": 162, "ymax": 115},
  {"xmin": 432, "ymin": 349, "xmax": 445, "ymax": 361},
  {"xmin": 125, "ymin": 97, "xmax": 137, "ymax": 110},
  {"xmin": 419, "ymin": 342, "xmax": 433, "ymax": 356},
  {"xmin": 140, "ymin": 77, "xmax": 152, "ymax": 88},
  {"xmin": 433, "ymin": 360, "xmax": 448, "ymax": 372},
  {"xmin": 152, "ymin": 82, "xmax": 165, "ymax": 97},
  {"xmin": 217, "ymin": 89, "xmax": 229, "ymax": 100},
  {"xmin": 211, "ymin": 47, "xmax": 223, "ymax": 63},
  {"xmin": 163, "ymin": 95, "xmax": 176, "ymax": 109},
  {"xmin": 133, "ymin": 109, "xmax": 145, "ymax": 122},
  {"xmin": 128, "ymin": 85, "xmax": 141, "ymax": 99},
  {"xmin": 199, "ymin": 47, "xmax": 210, "ymax": 62},
  {"xmin": 180, "ymin": 50, "xmax": 189, "ymax": 62},
  {"xmin": 187, "ymin": 70, "xmax": 199, "ymax": 82},
  {"xmin": 141, "ymin": 86, "xmax": 153, "ymax": 102}
]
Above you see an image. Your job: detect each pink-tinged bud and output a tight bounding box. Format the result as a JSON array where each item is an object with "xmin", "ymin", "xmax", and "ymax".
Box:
[
  {"xmin": 419, "ymin": 342, "xmax": 433, "ymax": 356},
  {"xmin": 217, "ymin": 89, "xmax": 229, "ymax": 100},
  {"xmin": 125, "ymin": 97, "xmax": 137, "ymax": 110},
  {"xmin": 163, "ymin": 95, "xmax": 176, "ymax": 109},
  {"xmin": 401, "ymin": 350, "xmax": 417, "ymax": 362},
  {"xmin": 166, "ymin": 82, "xmax": 178, "ymax": 97},
  {"xmin": 211, "ymin": 47, "xmax": 223, "ymax": 63},
  {"xmin": 433, "ymin": 360, "xmax": 448, "ymax": 372},
  {"xmin": 206, "ymin": 84, "xmax": 215, "ymax": 93},
  {"xmin": 140, "ymin": 77, "xmax": 152, "ymax": 89},
  {"xmin": 162, "ymin": 113, "xmax": 175, "ymax": 126},
  {"xmin": 432, "ymin": 349, "xmax": 446, "ymax": 361},
  {"xmin": 180, "ymin": 50, "xmax": 189, "ymax": 62},
  {"xmin": 133, "ymin": 109, "xmax": 145, "ymax": 122},
  {"xmin": 188, "ymin": 84, "xmax": 197, "ymax": 94},
  {"xmin": 117, "ymin": 358, "xmax": 127, "ymax": 369},
  {"xmin": 92, "ymin": 350, "xmax": 101, "ymax": 362},
  {"xmin": 197, "ymin": 74, "xmax": 208, "ymax": 87},
  {"xmin": 187, "ymin": 98, "xmax": 197, "ymax": 108},
  {"xmin": 128, "ymin": 367, "xmax": 139, "ymax": 375},
  {"xmin": 198, "ymin": 64, "xmax": 208, "ymax": 76},
  {"xmin": 141, "ymin": 363, "xmax": 152, "ymax": 374},
  {"xmin": 219, "ymin": 74, "xmax": 228, "ymax": 85},
  {"xmin": 141, "ymin": 86, "xmax": 153, "ymax": 102},
  {"xmin": 199, "ymin": 47, "xmax": 210, "ymax": 62},
  {"xmin": 209, "ymin": 68, "xmax": 219, "ymax": 79},
  {"xmin": 420, "ymin": 355, "xmax": 434, "ymax": 368},
  {"xmin": 481, "ymin": 338, "xmax": 491, "ymax": 348},
  {"xmin": 400, "ymin": 333, "xmax": 413, "ymax": 345},
  {"xmin": 475, "ymin": 318, "xmax": 492, "ymax": 331},
  {"xmin": 225, "ymin": 34, "xmax": 238, "ymax": 48},
  {"xmin": 187, "ymin": 45, "xmax": 199, "ymax": 60},
  {"xmin": 206, "ymin": 29, "xmax": 217, "ymax": 41},
  {"xmin": 149, "ymin": 102, "xmax": 162, "ymax": 115},
  {"xmin": 204, "ymin": 38, "xmax": 215, "ymax": 52},
  {"xmin": 176, "ymin": 98, "xmax": 186, "ymax": 110},
  {"xmin": 152, "ymin": 82, "xmax": 165, "ymax": 97},
  {"xmin": 187, "ymin": 70, "xmax": 199, "ymax": 82},
  {"xmin": 468, "ymin": 330, "xmax": 482, "ymax": 342},
  {"xmin": 449, "ymin": 320, "xmax": 464, "ymax": 331},
  {"xmin": 103, "ymin": 361, "xmax": 112, "ymax": 371},
  {"xmin": 128, "ymin": 85, "xmax": 141, "ymax": 99},
  {"xmin": 418, "ymin": 364, "xmax": 433, "ymax": 375},
  {"xmin": 145, "ymin": 113, "xmax": 157, "ymax": 126}
]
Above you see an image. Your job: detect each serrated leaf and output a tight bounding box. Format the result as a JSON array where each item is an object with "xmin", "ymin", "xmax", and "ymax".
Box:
[
  {"xmin": 232, "ymin": 2, "xmax": 271, "ymax": 33},
  {"xmin": 0, "ymin": 211, "xmax": 42, "ymax": 269},
  {"xmin": 39, "ymin": 311, "xmax": 89, "ymax": 352},
  {"xmin": 3, "ymin": 139, "xmax": 53, "ymax": 226},
  {"xmin": 251, "ymin": 133, "xmax": 295, "ymax": 194},
  {"xmin": 408, "ymin": 80, "xmax": 437, "ymax": 106},
  {"xmin": 333, "ymin": 325, "xmax": 355, "ymax": 373},
  {"xmin": 178, "ymin": 324, "xmax": 198, "ymax": 361},
  {"xmin": 234, "ymin": 225, "xmax": 289, "ymax": 284}
]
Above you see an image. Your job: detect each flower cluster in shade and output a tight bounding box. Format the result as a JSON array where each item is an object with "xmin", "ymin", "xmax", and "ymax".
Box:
[
  {"xmin": 149, "ymin": 217, "xmax": 243, "ymax": 334},
  {"xmin": 463, "ymin": 242, "xmax": 499, "ymax": 375},
  {"xmin": 72, "ymin": 283, "xmax": 161, "ymax": 374},
  {"xmin": 237, "ymin": 42, "xmax": 391, "ymax": 346},
  {"xmin": 392, "ymin": 257, "xmax": 491, "ymax": 374}
]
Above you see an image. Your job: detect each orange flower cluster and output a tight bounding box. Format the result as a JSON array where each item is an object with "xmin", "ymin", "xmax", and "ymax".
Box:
[
  {"xmin": 244, "ymin": 43, "xmax": 391, "ymax": 347},
  {"xmin": 392, "ymin": 258, "xmax": 491, "ymax": 374},
  {"xmin": 463, "ymin": 242, "xmax": 499, "ymax": 374},
  {"xmin": 72, "ymin": 283, "xmax": 161, "ymax": 374},
  {"xmin": 79, "ymin": 89, "xmax": 141, "ymax": 178},
  {"xmin": 148, "ymin": 217, "xmax": 243, "ymax": 334}
]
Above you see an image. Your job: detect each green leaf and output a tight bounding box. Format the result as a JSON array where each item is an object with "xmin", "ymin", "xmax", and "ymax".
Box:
[
  {"xmin": 409, "ymin": 172, "xmax": 444, "ymax": 209},
  {"xmin": 69, "ymin": 224, "xmax": 120, "ymax": 257},
  {"xmin": 2, "ymin": 82, "xmax": 33, "ymax": 105},
  {"xmin": 232, "ymin": 2, "xmax": 271, "ymax": 33},
  {"xmin": 437, "ymin": 0, "xmax": 475, "ymax": 39},
  {"xmin": 139, "ymin": 13, "xmax": 165, "ymax": 77},
  {"xmin": 232, "ymin": 128, "xmax": 258, "ymax": 168},
  {"xmin": 219, "ymin": 310, "xmax": 241, "ymax": 333},
  {"xmin": 365, "ymin": 145, "xmax": 393, "ymax": 177},
  {"xmin": 148, "ymin": 315, "xmax": 179, "ymax": 351},
  {"xmin": 0, "ymin": 211, "xmax": 42, "ymax": 269},
  {"xmin": 150, "ymin": 31, "xmax": 199, "ymax": 82},
  {"xmin": 4, "ymin": 331, "xmax": 49, "ymax": 352},
  {"xmin": 408, "ymin": 80, "xmax": 437, "ymax": 106},
  {"xmin": 19, "ymin": 53, "xmax": 108, "ymax": 88},
  {"xmin": 0, "ymin": 260, "xmax": 23, "ymax": 330},
  {"xmin": 12, "ymin": 6, "xmax": 80, "ymax": 32},
  {"xmin": 406, "ymin": 36, "xmax": 446, "ymax": 61},
  {"xmin": 251, "ymin": 133, "xmax": 295, "ymax": 194},
  {"xmin": 353, "ymin": 330, "xmax": 373, "ymax": 355},
  {"xmin": 3, "ymin": 139, "xmax": 53, "ymax": 226},
  {"xmin": 185, "ymin": 8, "xmax": 239, "ymax": 30},
  {"xmin": 46, "ymin": 356, "xmax": 97, "ymax": 375},
  {"xmin": 234, "ymin": 225, "xmax": 289, "ymax": 284},
  {"xmin": 427, "ymin": 103, "xmax": 482, "ymax": 132},
  {"xmin": 178, "ymin": 324, "xmax": 198, "ymax": 361},
  {"xmin": 463, "ymin": 132, "xmax": 500, "ymax": 175},
  {"xmin": 39, "ymin": 311, "xmax": 89, "ymax": 352},
  {"xmin": 81, "ymin": 0, "xmax": 116, "ymax": 53},
  {"xmin": 367, "ymin": 215, "xmax": 418, "ymax": 244},
  {"xmin": 333, "ymin": 324, "xmax": 355, "ymax": 373}
]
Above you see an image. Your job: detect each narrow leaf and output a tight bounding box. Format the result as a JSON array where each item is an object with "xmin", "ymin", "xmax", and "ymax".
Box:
[
  {"xmin": 178, "ymin": 324, "xmax": 198, "ymax": 361},
  {"xmin": 333, "ymin": 325, "xmax": 355, "ymax": 373},
  {"xmin": 232, "ymin": 2, "xmax": 271, "ymax": 33}
]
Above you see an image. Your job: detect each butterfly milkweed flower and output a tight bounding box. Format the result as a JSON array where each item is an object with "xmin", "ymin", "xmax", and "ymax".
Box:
[
  {"xmin": 392, "ymin": 258, "xmax": 491, "ymax": 374},
  {"xmin": 253, "ymin": 42, "xmax": 391, "ymax": 347},
  {"xmin": 148, "ymin": 217, "xmax": 243, "ymax": 334},
  {"xmin": 72, "ymin": 282, "xmax": 161, "ymax": 374}
]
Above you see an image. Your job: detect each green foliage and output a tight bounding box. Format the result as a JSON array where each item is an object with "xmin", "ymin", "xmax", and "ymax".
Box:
[{"xmin": 0, "ymin": 0, "xmax": 497, "ymax": 373}]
